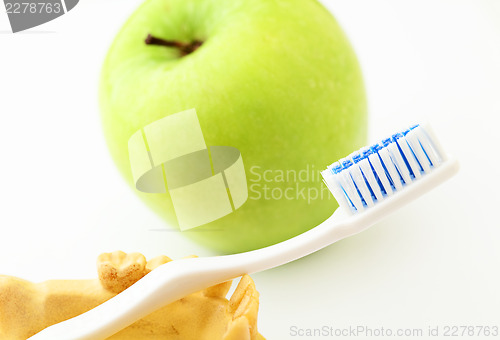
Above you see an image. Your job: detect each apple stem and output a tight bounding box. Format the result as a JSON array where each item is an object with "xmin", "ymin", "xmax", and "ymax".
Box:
[{"xmin": 145, "ymin": 34, "xmax": 203, "ymax": 56}]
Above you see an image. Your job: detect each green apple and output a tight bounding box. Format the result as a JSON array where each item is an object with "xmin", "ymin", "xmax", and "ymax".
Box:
[{"xmin": 100, "ymin": 0, "xmax": 367, "ymax": 253}]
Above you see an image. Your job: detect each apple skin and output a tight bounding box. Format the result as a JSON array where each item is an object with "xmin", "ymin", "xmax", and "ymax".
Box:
[{"xmin": 100, "ymin": 0, "xmax": 367, "ymax": 253}]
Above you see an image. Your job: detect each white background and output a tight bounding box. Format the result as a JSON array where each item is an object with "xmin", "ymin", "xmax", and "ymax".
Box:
[{"xmin": 1, "ymin": 1, "xmax": 499, "ymax": 339}]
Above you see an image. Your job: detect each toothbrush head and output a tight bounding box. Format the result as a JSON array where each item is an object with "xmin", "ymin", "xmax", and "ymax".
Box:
[{"xmin": 321, "ymin": 123, "xmax": 456, "ymax": 214}]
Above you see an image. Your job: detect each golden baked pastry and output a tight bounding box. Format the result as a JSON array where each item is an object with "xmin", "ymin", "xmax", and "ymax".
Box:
[{"xmin": 0, "ymin": 251, "xmax": 265, "ymax": 340}]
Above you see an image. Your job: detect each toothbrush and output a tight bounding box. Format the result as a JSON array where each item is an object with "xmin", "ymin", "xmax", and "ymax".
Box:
[{"xmin": 29, "ymin": 123, "xmax": 459, "ymax": 340}]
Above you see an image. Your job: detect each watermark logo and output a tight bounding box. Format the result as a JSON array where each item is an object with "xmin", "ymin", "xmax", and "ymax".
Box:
[
  {"xmin": 128, "ymin": 108, "xmax": 334, "ymax": 231},
  {"xmin": 4, "ymin": 0, "xmax": 78, "ymax": 33},
  {"xmin": 288, "ymin": 324, "xmax": 499, "ymax": 338},
  {"xmin": 128, "ymin": 108, "xmax": 248, "ymax": 231},
  {"xmin": 248, "ymin": 165, "xmax": 333, "ymax": 204}
]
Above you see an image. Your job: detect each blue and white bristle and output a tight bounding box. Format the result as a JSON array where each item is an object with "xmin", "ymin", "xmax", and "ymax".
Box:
[{"xmin": 321, "ymin": 124, "xmax": 447, "ymax": 213}]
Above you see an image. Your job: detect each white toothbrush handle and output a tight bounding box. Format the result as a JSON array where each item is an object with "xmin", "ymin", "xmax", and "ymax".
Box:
[
  {"xmin": 28, "ymin": 212, "xmax": 350, "ymax": 340},
  {"xmin": 26, "ymin": 257, "xmax": 248, "ymax": 339}
]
